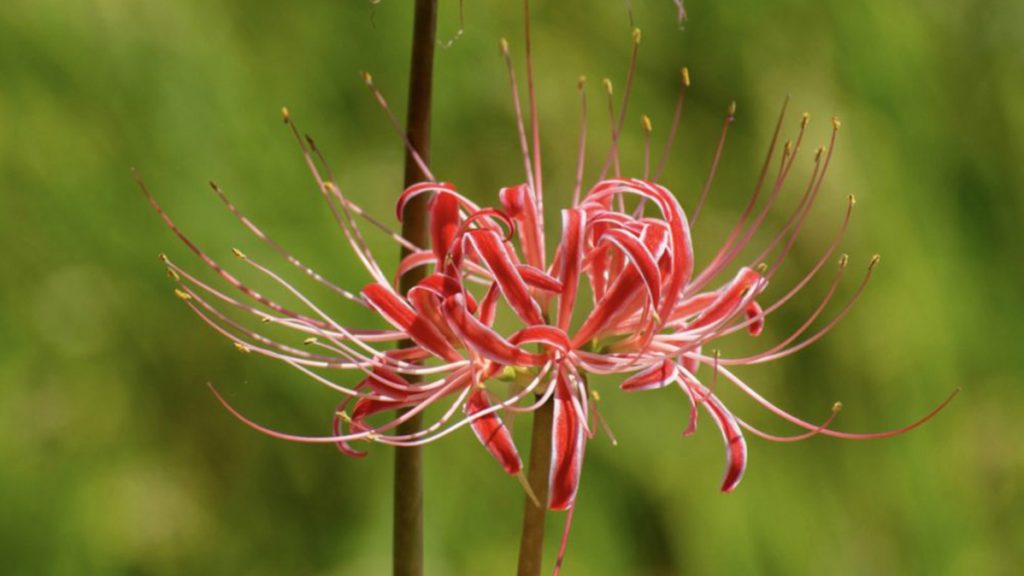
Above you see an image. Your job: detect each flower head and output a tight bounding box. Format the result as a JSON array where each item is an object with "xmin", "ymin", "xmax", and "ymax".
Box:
[{"xmin": 141, "ymin": 23, "xmax": 954, "ymax": 521}]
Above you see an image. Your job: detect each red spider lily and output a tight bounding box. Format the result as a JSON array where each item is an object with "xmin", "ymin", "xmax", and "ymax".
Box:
[{"xmin": 140, "ymin": 22, "xmax": 955, "ymax": 548}]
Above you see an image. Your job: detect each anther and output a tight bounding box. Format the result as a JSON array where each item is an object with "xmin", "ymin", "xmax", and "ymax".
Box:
[
  {"xmin": 848, "ymin": 194, "xmax": 857, "ymax": 207},
  {"xmin": 728, "ymin": 101, "xmax": 737, "ymax": 117},
  {"xmin": 158, "ymin": 252, "xmax": 169, "ymax": 263},
  {"xmin": 641, "ymin": 114, "xmax": 653, "ymax": 134},
  {"xmin": 869, "ymin": 254, "xmax": 881, "ymax": 270},
  {"xmin": 755, "ymin": 262, "xmax": 768, "ymax": 274},
  {"xmin": 602, "ymin": 78, "xmax": 613, "ymax": 95},
  {"xmin": 499, "ymin": 37, "xmax": 510, "ymax": 54},
  {"xmin": 174, "ymin": 289, "xmax": 192, "ymax": 301},
  {"xmin": 577, "ymin": 76, "xmax": 587, "ymax": 91},
  {"xmin": 801, "ymin": 112, "xmax": 810, "ymax": 128},
  {"xmin": 361, "ymin": 71, "xmax": 373, "ymax": 85},
  {"xmin": 839, "ymin": 253, "xmax": 849, "ymax": 268},
  {"xmin": 632, "ymin": 27, "xmax": 642, "ymax": 45},
  {"xmin": 231, "ymin": 248, "xmax": 247, "ymax": 260},
  {"xmin": 234, "ymin": 342, "xmax": 251, "ymax": 354},
  {"xmin": 681, "ymin": 67, "xmax": 691, "ymax": 87},
  {"xmin": 832, "ymin": 401, "xmax": 843, "ymax": 413},
  {"xmin": 303, "ymin": 337, "xmax": 318, "ymax": 346},
  {"xmin": 591, "ymin": 390, "xmax": 601, "ymax": 402},
  {"xmin": 832, "ymin": 116, "xmax": 842, "ymax": 131},
  {"xmin": 281, "ymin": 107, "xmax": 290, "ymax": 122},
  {"xmin": 166, "ymin": 268, "xmax": 180, "ymax": 282}
]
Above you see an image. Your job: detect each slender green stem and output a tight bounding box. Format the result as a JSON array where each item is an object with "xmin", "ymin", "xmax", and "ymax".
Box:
[
  {"xmin": 394, "ymin": 1, "xmax": 438, "ymax": 575},
  {"xmin": 516, "ymin": 399, "xmax": 553, "ymax": 576}
]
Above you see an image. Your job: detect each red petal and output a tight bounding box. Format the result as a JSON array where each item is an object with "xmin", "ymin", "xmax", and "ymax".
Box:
[
  {"xmin": 362, "ymin": 283, "xmax": 461, "ymax": 362},
  {"xmin": 429, "ymin": 191, "xmax": 461, "ymax": 267},
  {"xmin": 465, "ymin": 389, "xmax": 522, "ymax": 474},
  {"xmin": 620, "ymin": 359, "xmax": 676, "ymax": 391},
  {"xmin": 549, "ymin": 370, "xmax": 585, "ymax": 510},
  {"xmin": 465, "ymin": 230, "xmax": 544, "ymax": 325},
  {"xmin": 745, "ymin": 300, "xmax": 765, "ymax": 336},
  {"xmin": 703, "ymin": 393, "xmax": 747, "ymax": 492},
  {"xmin": 689, "ymin": 267, "xmax": 763, "ymax": 331},
  {"xmin": 557, "ymin": 209, "xmax": 586, "ymax": 331},
  {"xmin": 442, "ymin": 294, "xmax": 546, "ymax": 366},
  {"xmin": 517, "ymin": 264, "xmax": 564, "ymax": 293}
]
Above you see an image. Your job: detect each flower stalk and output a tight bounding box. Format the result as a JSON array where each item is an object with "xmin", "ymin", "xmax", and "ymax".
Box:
[
  {"xmin": 394, "ymin": 1, "xmax": 438, "ymax": 575},
  {"xmin": 516, "ymin": 397, "xmax": 553, "ymax": 576}
]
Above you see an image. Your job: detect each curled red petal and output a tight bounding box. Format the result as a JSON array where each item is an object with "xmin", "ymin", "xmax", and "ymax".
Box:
[
  {"xmin": 703, "ymin": 393, "xmax": 747, "ymax": 492},
  {"xmin": 745, "ymin": 300, "xmax": 765, "ymax": 336}
]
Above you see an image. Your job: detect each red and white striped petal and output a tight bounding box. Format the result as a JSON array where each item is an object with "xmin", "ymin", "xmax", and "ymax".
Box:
[
  {"xmin": 549, "ymin": 369, "xmax": 585, "ymax": 510},
  {"xmin": 500, "ymin": 184, "xmax": 545, "ymax": 270},
  {"xmin": 464, "ymin": 230, "xmax": 544, "ymax": 325},
  {"xmin": 689, "ymin": 267, "xmax": 763, "ymax": 332},
  {"xmin": 517, "ymin": 264, "xmax": 564, "ymax": 293},
  {"xmin": 429, "ymin": 191, "xmax": 461, "ymax": 267},
  {"xmin": 442, "ymin": 293, "xmax": 546, "ymax": 367},
  {"xmin": 465, "ymin": 388, "xmax": 522, "ymax": 474},
  {"xmin": 557, "ymin": 209, "xmax": 586, "ymax": 331},
  {"xmin": 702, "ymin": 392, "xmax": 748, "ymax": 492},
  {"xmin": 620, "ymin": 359, "xmax": 677, "ymax": 392},
  {"xmin": 745, "ymin": 300, "xmax": 765, "ymax": 336},
  {"xmin": 362, "ymin": 283, "xmax": 461, "ymax": 362}
]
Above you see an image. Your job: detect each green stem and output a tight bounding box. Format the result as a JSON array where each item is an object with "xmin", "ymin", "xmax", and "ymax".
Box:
[
  {"xmin": 394, "ymin": 1, "xmax": 438, "ymax": 575},
  {"xmin": 516, "ymin": 399, "xmax": 553, "ymax": 576}
]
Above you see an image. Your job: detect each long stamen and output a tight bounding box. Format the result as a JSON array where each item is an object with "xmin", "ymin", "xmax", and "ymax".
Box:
[
  {"xmin": 500, "ymin": 37, "xmax": 537, "ymax": 193},
  {"xmin": 572, "ymin": 77, "xmax": 589, "ymax": 207},
  {"xmin": 690, "ymin": 100, "xmax": 735, "ymax": 227},
  {"xmin": 653, "ymin": 67, "xmax": 690, "ymax": 182},
  {"xmin": 360, "ymin": 72, "xmax": 436, "ymax": 182},
  {"xmin": 209, "ymin": 181, "xmax": 360, "ymax": 302}
]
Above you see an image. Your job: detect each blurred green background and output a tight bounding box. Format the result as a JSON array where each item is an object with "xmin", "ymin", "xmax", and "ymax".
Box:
[{"xmin": 1, "ymin": 0, "xmax": 1022, "ymax": 574}]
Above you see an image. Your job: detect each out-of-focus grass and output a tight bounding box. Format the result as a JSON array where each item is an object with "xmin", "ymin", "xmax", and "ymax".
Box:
[{"xmin": 1, "ymin": 1, "xmax": 1021, "ymax": 574}]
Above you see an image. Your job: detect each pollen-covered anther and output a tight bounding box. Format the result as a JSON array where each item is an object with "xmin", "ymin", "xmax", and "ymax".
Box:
[
  {"xmin": 632, "ymin": 27, "xmax": 642, "ymax": 45},
  {"xmin": 801, "ymin": 112, "xmax": 810, "ymax": 127},
  {"xmin": 158, "ymin": 252, "xmax": 170, "ymax": 263},
  {"xmin": 361, "ymin": 71, "xmax": 373, "ymax": 85},
  {"xmin": 755, "ymin": 262, "xmax": 768, "ymax": 274},
  {"xmin": 234, "ymin": 342, "xmax": 251, "ymax": 354},
  {"xmin": 577, "ymin": 75, "xmax": 587, "ymax": 91},
  {"xmin": 848, "ymin": 194, "xmax": 857, "ymax": 207},
  {"xmin": 681, "ymin": 66, "xmax": 691, "ymax": 87},
  {"xmin": 832, "ymin": 116, "xmax": 842, "ymax": 131},
  {"xmin": 281, "ymin": 107, "xmax": 290, "ymax": 122},
  {"xmin": 174, "ymin": 288, "xmax": 192, "ymax": 301},
  {"xmin": 499, "ymin": 37, "xmax": 510, "ymax": 54},
  {"xmin": 832, "ymin": 401, "xmax": 844, "ymax": 413},
  {"xmin": 869, "ymin": 254, "xmax": 881, "ymax": 269},
  {"xmin": 839, "ymin": 253, "xmax": 849, "ymax": 268},
  {"xmin": 728, "ymin": 100, "xmax": 737, "ymax": 117},
  {"xmin": 260, "ymin": 316, "xmax": 272, "ymax": 324},
  {"xmin": 231, "ymin": 248, "xmax": 247, "ymax": 260},
  {"xmin": 166, "ymin": 267, "xmax": 180, "ymax": 282},
  {"xmin": 303, "ymin": 337, "xmax": 318, "ymax": 346},
  {"xmin": 641, "ymin": 114, "xmax": 653, "ymax": 134},
  {"xmin": 591, "ymin": 390, "xmax": 601, "ymax": 402},
  {"xmin": 602, "ymin": 78, "xmax": 613, "ymax": 95}
]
